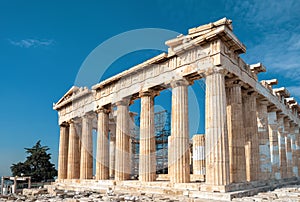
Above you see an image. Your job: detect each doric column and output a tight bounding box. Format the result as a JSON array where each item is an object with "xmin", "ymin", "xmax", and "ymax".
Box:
[
  {"xmin": 295, "ymin": 126, "xmax": 300, "ymax": 177},
  {"xmin": 290, "ymin": 123, "xmax": 298, "ymax": 177},
  {"xmin": 96, "ymin": 108, "xmax": 110, "ymax": 180},
  {"xmin": 226, "ymin": 82, "xmax": 246, "ymax": 183},
  {"xmin": 58, "ymin": 123, "xmax": 69, "ymax": 180},
  {"xmin": 268, "ymin": 110, "xmax": 280, "ymax": 179},
  {"xmin": 257, "ymin": 100, "xmax": 272, "ymax": 180},
  {"xmin": 115, "ymin": 99, "xmax": 130, "ymax": 180},
  {"xmin": 192, "ymin": 134, "xmax": 205, "ymax": 175},
  {"xmin": 139, "ymin": 91, "xmax": 157, "ymax": 182},
  {"xmin": 242, "ymin": 91, "xmax": 259, "ymax": 181},
  {"xmin": 168, "ymin": 135, "xmax": 173, "ymax": 181},
  {"xmin": 170, "ymin": 79, "xmax": 190, "ymax": 183},
  {"xmin": 109, "ymin": 122, "xmax": 116, "ymax": 179},
  {"xmin": 284, "ymin": 118, "xmax": 293, "ymax": 178},
  {"xmin": 205, "ymin": 68, "xmax": 230, "ymax": 189},
  {"xmin": 67, "ymin": 119, "xmax": 80, "ymax": 179},
  {"xmin": 277, "ymin": 114, "xmax": 287, "ymax": 178},
  {"xmin": 80, "ymin": 114, "xmax": 94, "ymax": 179}
]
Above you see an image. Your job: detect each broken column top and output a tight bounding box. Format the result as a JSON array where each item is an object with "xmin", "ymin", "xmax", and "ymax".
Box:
[
  {"xmin": 188, "ymin": 17, "xmax": 233, "ymax": 34},
  {"xmin": 273, "ymin": 87, "xmax": 290, "ymax": 98},
  {"xmin": 250, "ymin": 63, "xmax": 266, "ymax": 74},
  {"xmin": 285, "ymin": 97, "xmax": 296, "ymax": 104},
  {"xmin": 264, "ymin": 79, "xmax": 278, "ymax": 86}
]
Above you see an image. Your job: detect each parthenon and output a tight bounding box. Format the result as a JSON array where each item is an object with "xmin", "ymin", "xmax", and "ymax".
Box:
[{"xmin": 53, "ymin": 18, "xmax": 300, "ymax": 198}]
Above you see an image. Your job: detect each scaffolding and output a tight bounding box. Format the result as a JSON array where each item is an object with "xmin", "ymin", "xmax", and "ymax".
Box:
[{"xmin": 131, "ymin": 110, "xmax": 171, "ymax": 176}]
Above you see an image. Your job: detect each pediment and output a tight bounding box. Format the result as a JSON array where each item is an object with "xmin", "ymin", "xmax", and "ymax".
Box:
[{"xmin": 53, "ymin": 86, "xmax": 79, "ymax": 110}]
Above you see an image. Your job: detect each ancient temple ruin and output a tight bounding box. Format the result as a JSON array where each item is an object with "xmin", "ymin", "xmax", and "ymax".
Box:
[{"xmin": 53, "ymin": 18, "xmax": 300, "ymax": 199}]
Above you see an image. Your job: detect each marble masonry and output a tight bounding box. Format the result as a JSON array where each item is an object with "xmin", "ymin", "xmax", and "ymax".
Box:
[{"xmin": 53, "ymin": 18, "xmax": 300, "ymax": 199}]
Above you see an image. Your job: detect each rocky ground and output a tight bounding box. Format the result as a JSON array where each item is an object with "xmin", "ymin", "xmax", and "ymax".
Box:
[
  {"xmin": 232, "ymin": 185, "xmax": 300, "ymax": 202},
  {"xmin": 1, "ymin": 185, "xmax": 300, "ymax": 202}
]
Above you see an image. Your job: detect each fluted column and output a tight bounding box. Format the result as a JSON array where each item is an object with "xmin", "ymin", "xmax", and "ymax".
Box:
[
  {"xmin": 170, "ymin": 79, "xmax": 190, "ymax": 183},
  {"xmin": 257, "ymin": 100, "xmax": 272, "ymax": 180},
  {"xmin": 192, "ymin": 134, "xmax": 205, "ymax": 175},
  {"xmin": 290, "ymin": 123, "xmax": 298, "ymax": 177},
  {"xmin": 168, "ymin": 135, "xmax": 173, "ymax": 181},
  {"xmin": 205, "ymin": 68, "xmax": 230, "ymax": 189},
  {"xmin": 268, "ymin": 110, "xmax": 280, "ymax": 179},
  {"xmin": 109, "ymin": 123, "xmax": 116, "ymax": 178},
  {"xmin": 243, "ymin": 91, "xmax": 259, "ymax": 181},
  {"xmin": 58, "ymin": 123, "xmax": 69, "ymax": 180},
  {"xmin": 277, "ymin": 114, "xmax": 287, "ymax": 178},
  {"xmin": 295, "ymin": 126, "xmax": 300, "ymax": 177},
  {"xmin": 96, "ymin": 108, "xmax": 110, "ymax": 180},
  {"xmin": 226, "ymin": 82, "xmax": 246, "ymax": 183},
  {"xmin": 284, "ymin": 118, "xmax": 293, "ymax": 178},
  {"xmin": 67, "ymin": 119, "xmax": 80, "ymax": 179},
  {"xmin": 115, "ymin": 99, "xmax": 130, "ymax": 180},
  {"xmin": 139, "ymin": 91, "xmax": 156, "ymax": 182},
  {"xmin": 80, "ymin": 114, "xmax": 93, "ymax": 179}
]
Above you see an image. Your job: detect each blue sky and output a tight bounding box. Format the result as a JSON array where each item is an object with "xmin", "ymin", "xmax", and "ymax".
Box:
[{"xmin": 0, "ymin": 0, "xmax": 300, "ymax": 177}]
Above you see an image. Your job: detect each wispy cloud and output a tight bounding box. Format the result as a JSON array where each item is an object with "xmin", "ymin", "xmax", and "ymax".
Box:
[
  {"xmin": 286, "ymin": 86, "xmax": 300, "ymax": 100},
  {"xmin": 223, "ymin": 0, "xmax": 300, "ymax": 101},
  {"xmin": 8, "ymin": 39, "xmax": 55, "ymax": 48}
]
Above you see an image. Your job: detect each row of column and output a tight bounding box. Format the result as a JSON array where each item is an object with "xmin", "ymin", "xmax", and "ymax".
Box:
[
  {"xmin": 204, "ymin": 67, "xmax": 300, "ymax": 190},
  {"xmin": 58, "ymin": 66, "xmax": 300, "ymax": 187}
]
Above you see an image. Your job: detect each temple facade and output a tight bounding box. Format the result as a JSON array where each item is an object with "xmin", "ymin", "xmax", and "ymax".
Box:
[{"xmin": 53, "ymin": 18, "xmax": 300, "ymax": 193}]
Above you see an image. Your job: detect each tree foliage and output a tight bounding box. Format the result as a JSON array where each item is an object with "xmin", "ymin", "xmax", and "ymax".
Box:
[{"xmin": 10, "ymin": 140, "xmax": 57, "ymax": 182}]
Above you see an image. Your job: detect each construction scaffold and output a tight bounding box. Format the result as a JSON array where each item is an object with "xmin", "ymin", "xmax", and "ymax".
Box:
[{"xmin": 131, "ymin": 110, "xmax": 171, "ymax": 176}]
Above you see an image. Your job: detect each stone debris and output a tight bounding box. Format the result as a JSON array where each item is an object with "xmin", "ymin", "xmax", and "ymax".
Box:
[
  {"xmin": 0, "ymin": 188, "xmax": 192, "ymax": 201},
  {"xmin": 1, "ymin": 184, "xmax": 300, "ymax": 201},
  {"xmin": 233, "ymin": 185, "xmax": 300, "ymax": 202}
]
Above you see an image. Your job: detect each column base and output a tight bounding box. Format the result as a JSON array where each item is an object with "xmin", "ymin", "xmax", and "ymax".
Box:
[{"xmin": 200, "ymin": 184, "xmax": 231, "ymax": 193}]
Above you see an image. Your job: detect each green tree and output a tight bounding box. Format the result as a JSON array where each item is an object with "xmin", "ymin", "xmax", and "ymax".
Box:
[{"xmin": 10, "ymin": 140, "xmax": 57, "ymax": 182}]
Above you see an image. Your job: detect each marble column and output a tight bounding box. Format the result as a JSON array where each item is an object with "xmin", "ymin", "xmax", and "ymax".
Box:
[
  {"xmin": 205, "ymin": 68, "xmax": 230, "ymax": 189},
  {"xmin": 58, "ymin": 123, "xmax": 69, "ymax": 180},
  {"xmin": 290, "ymin": 123, "xmax": 298, "ymax": 177},
  {"xmin": 242, "ymin": 91, "xmax": 259, "ymax": 181},
  {"xmin": 96, "ymin": 108, "xmax": 110, "ymax": 180},
  {"xmin": 295, "ymin": 126, "xmax": 300, "ymax": 177},
  {"xmin": 170, "ymin": 79, "xmax": 190, "ymax": 183},
  {"xmin": 277, "ymin": 114, "xmax": 287, "ymax": 179},
  {"xmin": 139, "ymin": 91, "xmax": 156, "ymax": 182},
  {"xmin": 192, "ymin": 134, "xmax": 205, "ymax": 175},
  {"xmin": 257, "ymin": 100, "xmax": 272, "ymax": 180},
  {"xmin": 115, "ymin": 100, "xmax": 130, "ymax": 181},
  {"xmin": 284, "ymin": 118, "xmax": 293, "ymax": 178},
  {"xmin": 226, "ymin": 82, "xmax": 246, "ymax": 183},
  {"xmin": 109, "ymin": 123, "xmax": 116, "ymax": 179},
  {"xmin": 168, "ymin": 135, "xmax": 173, "ymax": 181},
  {"xmin": 80, "ymin": 114, "xmax": 93, "ymax": 179},
  {"xmin": 268, "ymin": 110, "xmax": 280, "ymax": 179},
  {"xmin": 67, "ymin": 119, "xmax": 80, "ymax": 179}
]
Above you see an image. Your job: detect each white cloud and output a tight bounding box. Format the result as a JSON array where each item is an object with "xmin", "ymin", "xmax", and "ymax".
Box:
[
  {"xmin": 226, "ymin": 0, "xmax": 300, "ymax": 30},
  {"xmin": 8, "ymin": 39, "xmax": 55, "ymax": 48}
]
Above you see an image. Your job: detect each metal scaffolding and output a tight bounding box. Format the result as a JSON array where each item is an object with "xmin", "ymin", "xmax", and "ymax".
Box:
[{"xmin": 130, "ymin": 110, "xmax": 171, "ymax": 176}]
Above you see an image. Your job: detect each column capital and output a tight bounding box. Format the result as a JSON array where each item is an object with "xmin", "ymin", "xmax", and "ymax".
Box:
[
  {"xmin": 170, "ymin": 79, "xmax": 191, "ymax": 88},
  {"xmin": 60, "ymin": 122, "xmax": 69, "ymax": 127},
  {"xmin": 225, "ymin": 77, "xmax": 243, "ymax": 88},
  {"xmin": 114, "ymin": 98, "xmax": 131, "ymax": 106},
  {"xmin": 242, "ymin": 89, "xmax": 258, "ymax": 97},
  {"xmin": 257, "ymin": 98, "xmax": 269, "ymax": 105},
  {"xmin": 96, "ymin": 106, "xmax": 110, "ymax": 114},
  {"xmin": 268, "ymin": 105, "xmax": 280, "ymax": 113},
  {"xmin": 204, "ymin": 66, "xmax": 227, "ymax": 77},
  {"xmin": 68, "ymin": 118, "xmax": 81, "ymax": 125},
  {"xmin": 139, "ymin": 90, "xmax": 159, "ymax": 98},
  {"xmin": 83, "ymin": 112, "xmax": 96, "ymax": 120}
]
